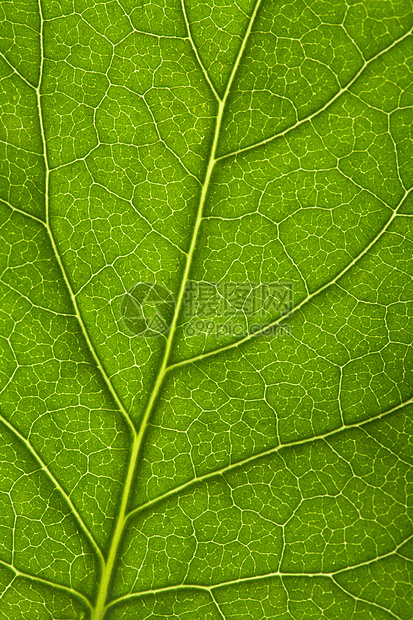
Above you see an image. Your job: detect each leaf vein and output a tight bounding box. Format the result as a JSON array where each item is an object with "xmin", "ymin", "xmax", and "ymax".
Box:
[{"xmin": 216, "ymin": 28, "xmax": 413, "ymax": 161}]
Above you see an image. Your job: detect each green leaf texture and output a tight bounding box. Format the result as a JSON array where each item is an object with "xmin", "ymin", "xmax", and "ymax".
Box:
[{"xmin": 1, "ymin": 0, "xmax": 413, "ymax": 618}]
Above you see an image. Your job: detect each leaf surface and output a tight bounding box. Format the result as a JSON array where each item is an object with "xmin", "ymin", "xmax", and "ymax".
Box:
[{"xmin": 0, "ymin": 0, "xmax": 412, "ymax": 619}]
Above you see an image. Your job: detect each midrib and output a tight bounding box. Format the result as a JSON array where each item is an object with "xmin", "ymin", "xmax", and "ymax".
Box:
[
  {"xmin": 90, "ymin": 1, "xmax": 263, "ymax": 617},
  {"xmin": 90, "ymin": 97, "xmax": 224, "ymax": 620}
]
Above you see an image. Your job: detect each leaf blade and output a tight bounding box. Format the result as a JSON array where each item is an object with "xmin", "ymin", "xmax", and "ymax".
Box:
[{"xmin": 1, "ymin": 0, "xmax": 412, "ymax": 619}]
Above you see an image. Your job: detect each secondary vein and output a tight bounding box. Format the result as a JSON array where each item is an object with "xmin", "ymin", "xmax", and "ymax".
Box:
[
  {"xmin": 0, "ymin": 557, "xmax": 92, "ymax": 611},
  {"xmin": 34, "ymin": 0, "xmax": 135, "ymax": 574},
  {"xmin": 0, "ymin": 412, "xmax": 104, "ymax": 567},
  {"xmin": 105, "ymin": 530, "xmax": 413, "ymax": 614},
  {"xmin": 180, "ymin": 0, "xmax": 221, "ymax": 101},
  {"xmin": 126, "ymin": 394, "xmax": 413, "ymax": 522},
  {"xmin": 168, "ymin": 186, "xmax": 411, "ymax": 370},
  {"xmin": 216, "ymin": 27, "xmax": 413, "ymax": 162}
]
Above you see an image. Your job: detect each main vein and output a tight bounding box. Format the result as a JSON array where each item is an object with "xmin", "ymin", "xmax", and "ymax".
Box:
[{"xmin": 91, "ymin": 1, "xmax": 263, "ymax": 618}]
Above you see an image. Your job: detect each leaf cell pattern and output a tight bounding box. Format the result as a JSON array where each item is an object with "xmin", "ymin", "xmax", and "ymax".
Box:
[{"xmin": 0, "ymin": 0, "xmax": 412, "ymax": 619}]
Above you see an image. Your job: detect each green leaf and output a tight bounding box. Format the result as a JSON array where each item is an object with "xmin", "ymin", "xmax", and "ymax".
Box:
[{"xmin": 1, "ymin": 0, "xmax": 412, "ymax": 619}]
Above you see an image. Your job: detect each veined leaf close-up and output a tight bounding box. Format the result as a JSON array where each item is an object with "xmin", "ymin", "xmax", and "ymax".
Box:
[{"xmin": 1, "ymin": 0, "xmax": 413, "ymax": 618}]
